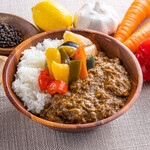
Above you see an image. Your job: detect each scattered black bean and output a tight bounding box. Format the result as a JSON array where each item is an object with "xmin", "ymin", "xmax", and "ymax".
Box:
[{"xmin": 0, "ymin": 23, "xmax": 23, "ymax": 48}]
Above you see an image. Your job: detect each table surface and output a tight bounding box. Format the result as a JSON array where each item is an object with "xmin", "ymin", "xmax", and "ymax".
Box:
[{"xmin": 0, "ymin": 0, "xmax": 150, "ymax": 150}]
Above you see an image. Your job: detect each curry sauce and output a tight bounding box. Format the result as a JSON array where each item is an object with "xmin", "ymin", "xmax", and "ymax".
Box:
[{"xmin": 40, "ymin": 51, "xmax": 131, "ymax": 124}]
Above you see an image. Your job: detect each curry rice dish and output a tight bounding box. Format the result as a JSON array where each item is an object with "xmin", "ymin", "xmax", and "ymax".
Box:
[
  {"xmin": 40, "ymin": 51, "xmax": 131, "ymax": 124},
  {"xmin": 12, "ymin": 38, "xmax": 131, "ymax": 124}
]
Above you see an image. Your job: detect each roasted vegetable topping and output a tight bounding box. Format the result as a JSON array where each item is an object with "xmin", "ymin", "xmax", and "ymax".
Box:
[
  {"xmin": 45, "ymin": 48, "xmax": 61, "ymax": 77},
  {"xmin": 38, "ymin": 68, "xmax": 55, "ymax": 91},
  {"xmin": 59, "ymin": 41, "xmax": 79, "ymax": 48},
  {"xmin": 69, "ymin": 60, "xmax": 82, "ymax": 84},
  {"xmin": 72, "ymin": 45, "xmax": 88, "ymax": 79},
  {"xmin": 63, "ymin": 31, "xmax": 93, "ymax": 47},
  {"xmin": 51, "ymin": 61, "xmax": 69, "ymax": 85},
  {"xmin": 47, "ymin": 80, "xmax": 68, "ymax": 95},
  {"xmin": 86, "ymin": 54, "xmax": 95, "ymax": 70},
  {"xmin": 59, "ymin": 48, "xmax": 70, "ymax": 64},
  {"xmin": 58, "ymin": 41, "xmax": 79, "ymax": 57},
  {"xmin": 40, "ymin": 31, "xmax": 99, "ymax": 95}
]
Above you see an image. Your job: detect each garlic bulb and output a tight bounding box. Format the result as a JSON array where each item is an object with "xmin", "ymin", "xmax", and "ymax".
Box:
[{"xmin": 73, "ymin": 1, "xmax": 120, "ymax": 35}]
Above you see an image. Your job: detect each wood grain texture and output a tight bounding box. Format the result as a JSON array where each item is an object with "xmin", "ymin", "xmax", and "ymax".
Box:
[
  {"xmin": 0, "ymin": 13, "xmax": 38, "ymax": 55},
  {"xmin": 2, "ymin": 28, "xmax": 143, "ymax": 132}
]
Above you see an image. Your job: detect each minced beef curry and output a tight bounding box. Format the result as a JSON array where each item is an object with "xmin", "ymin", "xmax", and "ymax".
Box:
[{"xmin": 40, "ymin": 51, "xmax": 131, "ymax": 124}]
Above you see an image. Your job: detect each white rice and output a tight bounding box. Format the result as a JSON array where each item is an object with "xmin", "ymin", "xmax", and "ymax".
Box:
[{"xmin": 12, "ymin": 39, "xmax": 63, "ymax": 114}]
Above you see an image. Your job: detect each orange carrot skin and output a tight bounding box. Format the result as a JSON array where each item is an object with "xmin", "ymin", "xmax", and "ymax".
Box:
[
  {"xmin": 72, "ymin": 45, "xmax": 88, "ymax": 79},
  {"xmin": 114, "ymin": 0, "xmax": 150, "ymax": 43},
  {"xmin": 123, "ymin": 21, "xmax": 150, "ymax": 53}
]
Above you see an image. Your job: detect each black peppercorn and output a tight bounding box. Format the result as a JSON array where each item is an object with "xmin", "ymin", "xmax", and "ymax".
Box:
[{"xmin": 0, "ymin": 23, "xmax": 23, "ymax": 48}]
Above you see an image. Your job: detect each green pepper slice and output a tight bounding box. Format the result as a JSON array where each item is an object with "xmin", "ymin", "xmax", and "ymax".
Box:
[
  {"xmin": 59, "ymin": 48, "xmax": 70, "ymax": 64},
  {"xmin": 86, "ymin": 54, "xmax": 95, "ymax": 70},
  {"xmin": 69, "ymin": 60, "xmax": 82, "ymax": 84}
]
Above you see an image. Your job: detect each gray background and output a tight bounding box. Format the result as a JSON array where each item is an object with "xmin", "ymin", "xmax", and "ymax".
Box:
[{"xmin": 1, "ymin": 0, "xmax": 150, "ymax": 150}]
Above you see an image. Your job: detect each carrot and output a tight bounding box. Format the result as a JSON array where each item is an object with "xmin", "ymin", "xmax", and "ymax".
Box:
[
  {"xmin": 114, "ymin": 0, "xmax": 150, "ymax": 43},
  {"xmin": 123, "ymin": 21, "xmax": 150, "ymax": 53},
  {"xmin": 72, "ymin": 45, "xmax": 88, "ymax": 79}
]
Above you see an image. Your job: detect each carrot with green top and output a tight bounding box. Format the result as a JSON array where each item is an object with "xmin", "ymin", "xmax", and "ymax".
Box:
[
  {"xmin": 114, "ymin": 0, "xmax": 150, "ymax": 42},
  {"xmin": 123, "ymin": 21, "xmax": 150, "ymax": 53}
]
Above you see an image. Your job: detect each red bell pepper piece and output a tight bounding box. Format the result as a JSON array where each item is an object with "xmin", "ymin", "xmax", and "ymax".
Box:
[
  {"xmin": 38, "ymin": 68, "xmax": 54, "ymax": 91},
  {"xmin": 47, "ymin": 80, "xmax": 68, "ymax": 95},
  {"xmin": 136, "ymin": 38, "xmax": 150, "ymax": 80},
  {"xmin": 72, "ymin": 45, "xmax": 88, "ymax": 79},
  {"xmin": 40, "ymin": 68, "xmax": 50, "ymax": 76}
]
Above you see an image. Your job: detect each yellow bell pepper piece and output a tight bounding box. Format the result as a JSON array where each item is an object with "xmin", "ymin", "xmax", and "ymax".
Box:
[
  {"xmin": 45, "ymin": 48, "xmax": 61, "ymax": 78},
  {"xmin": 52, "ymin": 61, "xmax": 69, "ymax": 85}
]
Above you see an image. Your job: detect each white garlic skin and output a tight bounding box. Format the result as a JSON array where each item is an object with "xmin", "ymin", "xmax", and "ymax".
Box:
[{"xmin": 73, "ymin": 1, "xmax": 120, "ymax": 35}]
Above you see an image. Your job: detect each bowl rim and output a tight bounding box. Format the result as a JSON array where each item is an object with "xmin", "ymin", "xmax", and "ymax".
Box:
[{"xmin": 3, "ymin": 28, "xmax": 143, "ymax": 129}]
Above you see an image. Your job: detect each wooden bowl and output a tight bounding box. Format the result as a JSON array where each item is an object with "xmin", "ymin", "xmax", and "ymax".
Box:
[
  {"xmin": 0, "ymin": 13, "xmax": 38, "ymax": 55},
  {"xmin": 3, "ymin": 28, "xmax": 143, "ymax": 132}
]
